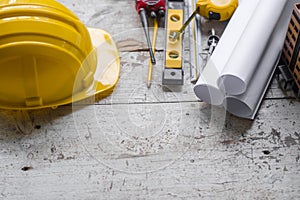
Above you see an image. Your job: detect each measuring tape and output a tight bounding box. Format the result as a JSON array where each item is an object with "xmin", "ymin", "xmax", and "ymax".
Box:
[{"xmin": 197, "ymin": 0, "xmax": 238, "ymax": 21}]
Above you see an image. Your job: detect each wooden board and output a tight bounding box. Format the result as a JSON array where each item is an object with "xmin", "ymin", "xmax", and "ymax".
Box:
[
  {"xmin": 0, "ymin": 99, "xmax": 299, "ymax": 199},
  {"xmin": 0, "ymin": 0, "xmax": 299, "ymax": 199}
]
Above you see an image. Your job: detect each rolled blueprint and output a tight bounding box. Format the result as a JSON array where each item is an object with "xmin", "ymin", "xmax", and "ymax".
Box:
[
  {"xmin": 194, "ymin": 0, "xmax": 260, "ymax": 105},
  {"xmin": 224, "ymin": 0, "xmax": 296, "ymax": 119},
  {"xmin": 217, "ymin": 0, "xmax": 287, "ymax": 95}
]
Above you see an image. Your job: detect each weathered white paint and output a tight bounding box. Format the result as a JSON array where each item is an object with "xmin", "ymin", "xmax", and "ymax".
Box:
[{"xmin": 0, "ymin": 1, "xmax": 299, "ymax": 199}]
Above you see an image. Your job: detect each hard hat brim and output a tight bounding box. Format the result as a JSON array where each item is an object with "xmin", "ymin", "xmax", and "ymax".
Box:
[
  {"xmin": 71, "ymin": 28, "xmax": 121, "ymax": 107},
  {"xmin": 0, "ymin": 28, "xmax": 120, "ymax": 110}
]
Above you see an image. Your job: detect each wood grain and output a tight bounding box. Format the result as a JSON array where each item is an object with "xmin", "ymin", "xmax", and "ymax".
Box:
[
  {"xmin": 0, "ymin": 99, "xmax": 299, "ymax": 199},
  {"xmin": 0, "ymin": 0, "xmax": 299, "ymax": 199}
]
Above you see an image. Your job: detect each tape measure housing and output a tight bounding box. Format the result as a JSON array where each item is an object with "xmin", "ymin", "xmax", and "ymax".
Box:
[{"xmin": 197, "ymin": 0, "xmax": 238, "ymax": 21}]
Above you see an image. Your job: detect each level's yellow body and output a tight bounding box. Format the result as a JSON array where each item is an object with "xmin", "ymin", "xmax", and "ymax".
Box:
[
  {"xmin": 166, "ymin": 9, "xmax": 183, "ymax": 69},
  {"xmin": 197, "ymin": 0, "xmax": 238, "ymax": 21},
  {"xmin": 162, "ymin": 0, "xmax": 185, "ymax": 85}
]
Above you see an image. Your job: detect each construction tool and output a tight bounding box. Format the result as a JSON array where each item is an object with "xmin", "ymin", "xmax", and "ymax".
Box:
[
  {"xmin": 147, "ymin": 19, "xmax": 159, "ymax": 88},
  {"xmin": 207, "ymin": 28, "xmax": 220, "ymax": 55},
  {"xmin": 162, "ymin": 0, "xmax": 185, "ymax": 85},
  {"xmin": 136, "ymin": 0, "xmax": 166, "ymax": 64},
  {"xmin": 169, "ymin": 0, "xmax": 238, "ymax": 42},
  {"xmin": 136, "ymin": 0, "xmax": 166, "ymax": 18},
  {"xmin": 188, "ymin": 0, "xmax": 202, "ymax": 84}
]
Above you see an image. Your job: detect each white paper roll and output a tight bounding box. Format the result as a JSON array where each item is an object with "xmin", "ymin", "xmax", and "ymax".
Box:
[
  {"xmin": 218, "ymin": 0, "xmax": 287, "ymax": 95},
  {"xmin": 225, "ymin": 0, "xmax": 296, "ymax": 119},
  {"xmin": 194, "ymin": 0, "xmax": 260, "ymax": 105}
]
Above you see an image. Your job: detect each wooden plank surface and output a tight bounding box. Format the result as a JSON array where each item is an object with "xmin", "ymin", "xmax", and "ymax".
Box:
[
  {"xmin": 0, "ymin": 0, "xmax": 299, "ymax": 199},
  {"xmin": 0, "ymin": 99, "xmax": 299, "ymax": 199}
]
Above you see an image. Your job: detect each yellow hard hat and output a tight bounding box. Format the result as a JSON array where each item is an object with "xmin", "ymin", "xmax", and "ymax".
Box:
[{"xmin": 0, "ymin": 0, "xmax": 120, "ymax": 110}]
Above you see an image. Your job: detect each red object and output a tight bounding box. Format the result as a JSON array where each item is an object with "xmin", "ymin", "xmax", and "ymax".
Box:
[{"xmin": 136, "ymin": 0, "xmax": 166, "ymax": 16}]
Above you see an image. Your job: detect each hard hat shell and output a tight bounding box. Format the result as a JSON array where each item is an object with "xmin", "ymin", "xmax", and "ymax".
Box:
[{"xmin": 0, "ymin": 0, "xmax": 120, "ymax": 110}]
